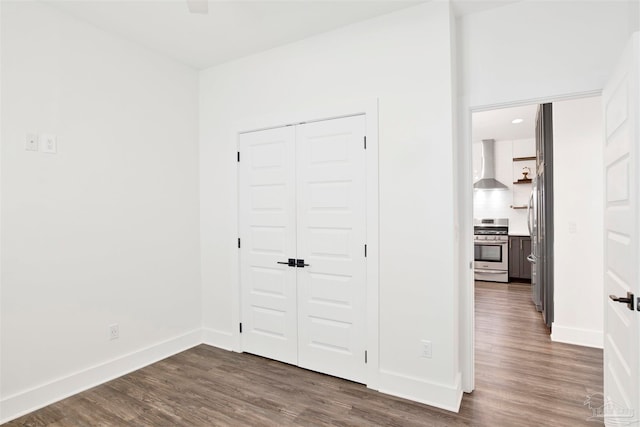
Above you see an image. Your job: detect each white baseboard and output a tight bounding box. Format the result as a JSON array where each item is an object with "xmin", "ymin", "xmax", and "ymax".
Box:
[
  {"xmin": 0, "ymin": 329, "xmax": 202, "ymax": 424},
  {"xmin": 551, "ymin": 323, "xmax": 603, "ymax": 349},
  {"xmin": 202, "ymin": 327, "xmax": 236, "ymax": 351},
  {"xmin": 377, "ymin": 369, "xmax": 463, "ymax": 413}
]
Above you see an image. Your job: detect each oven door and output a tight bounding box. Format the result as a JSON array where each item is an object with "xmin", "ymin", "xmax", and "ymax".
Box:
[{"xmin": 474, "ymin": 241, "xmax": 508, "ymax": 271}]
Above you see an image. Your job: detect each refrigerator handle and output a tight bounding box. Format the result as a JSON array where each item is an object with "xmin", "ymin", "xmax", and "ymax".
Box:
[{"xmin": 527, "ymin": 189, "xmax": 534, "ymax": 236}]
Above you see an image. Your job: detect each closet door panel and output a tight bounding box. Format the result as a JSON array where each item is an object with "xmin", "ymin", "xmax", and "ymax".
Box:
[
  {"xmin": 239, "ymin": 126, "xmax": 298, "ymax": 365},
  {"xmin": 295, "ymin": 115, "xmax": 367, "ymax": 383}
]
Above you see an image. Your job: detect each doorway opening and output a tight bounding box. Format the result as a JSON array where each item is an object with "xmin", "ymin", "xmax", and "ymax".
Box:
[
  {"xmin": 471, "ymin": 96, "xmax": 604, "ymax": 341},
  {"xmin": 467, "ymin": 95, "xmax": 605, "ymax": 420},
  {"xmin": 472, "ymin": 103, "xmax": 550, "ymax": 326}
]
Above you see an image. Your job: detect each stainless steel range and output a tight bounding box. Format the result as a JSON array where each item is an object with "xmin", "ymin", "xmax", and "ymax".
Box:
[{"xmin": 474, "ymin": 218, "xmax": 509, "ymax": 283}]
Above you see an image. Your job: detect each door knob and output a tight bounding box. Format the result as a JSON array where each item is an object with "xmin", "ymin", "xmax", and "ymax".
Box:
[
  {"xmin": 609, "ymin": 292, "xmax": 635, "ymax": 311},
  {"xmin": 296, "ymin": 259, "xmax": 310, "ymax": 268},
  {"xmin": 277, "ymin": 258, "xmax": 296, "ymax": 267}
]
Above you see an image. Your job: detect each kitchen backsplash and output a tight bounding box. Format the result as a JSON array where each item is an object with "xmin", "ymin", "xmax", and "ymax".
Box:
[
  {"xmin": 474, "ymin": 190, "xmax": 529, "ymax": 235},
  {"xmin": 473, "ymin": 137, "xmax": 534, "ymax": 236}
]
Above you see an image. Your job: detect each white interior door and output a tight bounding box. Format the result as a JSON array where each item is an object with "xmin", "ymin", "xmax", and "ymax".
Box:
[
  {"xmin": 295, "ymin": 115, "xmax": 367, "ymax": 383},
  {"xmin": 603, "ymin": 33, "xmax": 639, "ymax": 425},
  {"xmin": 239, "ymin": 126, "xmax": 298, "ymax": 365}
]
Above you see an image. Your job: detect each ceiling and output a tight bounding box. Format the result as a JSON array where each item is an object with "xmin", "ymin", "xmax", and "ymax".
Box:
[
  {"xmin": 49, "ymin": 1, "xmax": 420, "ymax": 69},
  {"xmin": 45, "ymin": 0, "xmax": 521, "ymax": 70},
  {"xmin": 472, "ymin": 103, "xmax": 538, "ymax": 143}
]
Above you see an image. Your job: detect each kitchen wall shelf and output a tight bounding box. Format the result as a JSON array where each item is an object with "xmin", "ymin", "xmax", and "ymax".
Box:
[{"xmin": 512, "ymin": 145, "xmax": 535, "ymax": 208}]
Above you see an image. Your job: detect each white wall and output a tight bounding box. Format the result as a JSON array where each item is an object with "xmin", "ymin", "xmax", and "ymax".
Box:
[
  {"xmin": 456, "ymin": 0, "xmax": 632, "ymax": 391},
  {"xmin": 0, "ymin": 2, "xmax": 201, "ymax": 421},
  {"xmin": 551, "ymin": 96, "xmax": 604, "ymax": 348},
  {"xmin": 200, "ymin": 2, "xmax": 461, "ymax": 410},
  {"xmin": 460, "ymin": 1, "xmax": 631, "ymax": 108}
]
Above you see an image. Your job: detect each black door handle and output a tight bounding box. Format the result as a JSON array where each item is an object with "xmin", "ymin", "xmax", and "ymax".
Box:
[
  {"xmin": 296, "ymin": 259, "xmax": 310, "ymax": 268},
  {"xmin": 609, "ymin": 292, "xmax": 635, "ymax": 311},
  {"xmin": 277, "ymin": 258, "xmax": 296, "ymax": 267}
]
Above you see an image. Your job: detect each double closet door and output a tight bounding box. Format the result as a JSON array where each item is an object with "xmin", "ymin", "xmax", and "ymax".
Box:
[{"xmin": 238, "ymin": 115, "xmax": 367, "ymax": 384}]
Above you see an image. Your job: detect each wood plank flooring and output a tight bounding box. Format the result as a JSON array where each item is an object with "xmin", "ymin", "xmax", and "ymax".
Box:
[{"xmin": 4, "ymin": 282, "xmax": 603, "ymax": 426}]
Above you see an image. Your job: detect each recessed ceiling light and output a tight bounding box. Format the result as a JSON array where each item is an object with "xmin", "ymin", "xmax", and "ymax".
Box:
[{"xmin": 512, "ymin": 118, "xmax": 524, "ymax": 124}]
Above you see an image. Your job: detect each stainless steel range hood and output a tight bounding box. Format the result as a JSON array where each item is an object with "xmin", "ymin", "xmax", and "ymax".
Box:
[{"xmin": 474, "ymin": 139, "xmax": 508, "ymax": 190}]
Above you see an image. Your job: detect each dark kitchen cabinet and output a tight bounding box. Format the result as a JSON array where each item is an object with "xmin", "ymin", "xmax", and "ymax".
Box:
[
  {"xmin": 509, "ymin": 236, "xmax": 532, "ymax": 281},
  {"xmin": 508, "ymin": 237, "xmax": 520, "ymax": 279}
]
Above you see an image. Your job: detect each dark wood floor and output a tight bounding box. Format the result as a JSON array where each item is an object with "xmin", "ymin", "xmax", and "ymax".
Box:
[{"xmin": 4, "ymin": 282, "xmax": 603, "ymax": 426}]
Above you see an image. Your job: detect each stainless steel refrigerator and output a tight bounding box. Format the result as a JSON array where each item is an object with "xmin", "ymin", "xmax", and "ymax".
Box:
[{"xmin": 528, "ymin": 103, "xmax": 554, "ymax": 328}]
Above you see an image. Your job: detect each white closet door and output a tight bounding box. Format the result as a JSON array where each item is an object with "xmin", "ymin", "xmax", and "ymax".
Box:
[
  {"xmin": 295, "ymin": 115, "xmax": 367, "ymax": 383},
  {"xmin": 239, "ymin": 126, "xmax": 298, "ymax": 365}
]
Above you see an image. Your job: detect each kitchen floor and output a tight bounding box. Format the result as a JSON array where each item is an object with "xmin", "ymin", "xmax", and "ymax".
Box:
[{"xmin": 5, "ymin": 282, "xmax": 602, "ymax": 426}]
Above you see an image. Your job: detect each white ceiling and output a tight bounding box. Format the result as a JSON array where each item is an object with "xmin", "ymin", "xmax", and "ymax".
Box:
[
  {"xmin": 48, "ymin": 1, "xmax": 420, "ymax": 69},
  {"xmin": 472, "ymin": 103, "xmax": 538, "ymax": 143},
  {"xmin": 45, "ymin": 0, "xmax": 521, "ymax": 70}
]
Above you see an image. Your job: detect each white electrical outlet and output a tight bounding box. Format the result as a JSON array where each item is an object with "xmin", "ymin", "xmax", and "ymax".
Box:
[
  {"xmin": 25, "ymin": 133, "xmax": 39, "ymax": 151},
  {"xmin": 420, "ymin": 340, "xmax": 432, "ymax": 358},
  {"xmin": 109, "ymin": 324, "xmax": 119, "ymax": 340}
]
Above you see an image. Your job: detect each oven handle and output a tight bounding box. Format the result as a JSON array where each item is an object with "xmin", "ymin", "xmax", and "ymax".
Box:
[
  {"xmin": 475, "ymin": 270, "xmax": 507, "ymax": 274},
  {"xmin": 474, "ymin": 241, "xmax": 508, "ymax": 245}
]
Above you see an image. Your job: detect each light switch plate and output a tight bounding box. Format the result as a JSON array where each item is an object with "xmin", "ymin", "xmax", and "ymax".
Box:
[
  {"xmin": 25, "ymin": 133, "xmax": 38, "ymax": 151},
  {"xmin": 41, "ymin": 134, "xmax": 57, "ymax": 154}
]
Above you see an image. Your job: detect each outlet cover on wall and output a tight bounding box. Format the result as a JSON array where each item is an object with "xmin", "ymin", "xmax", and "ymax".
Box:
[
  {"xmin": 420, "ymin": 340, "xmax": 432, "ymax": 358},
  {"xmin": 109, "ymin": 324, "xmax": 119, "ymax": 340},
  {"xmin": 40, "ymin": 134, "xmax": 57, "ymax": 154}
]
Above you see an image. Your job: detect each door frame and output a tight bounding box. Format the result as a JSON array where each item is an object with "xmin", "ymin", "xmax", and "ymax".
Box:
[
  {"xmin": 460, "ymin": 90, "xmax": 601, "ymax": 392},
  {"xmin": 231, "ymin": 98, "xmax": 380, "ymax": 389}
]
